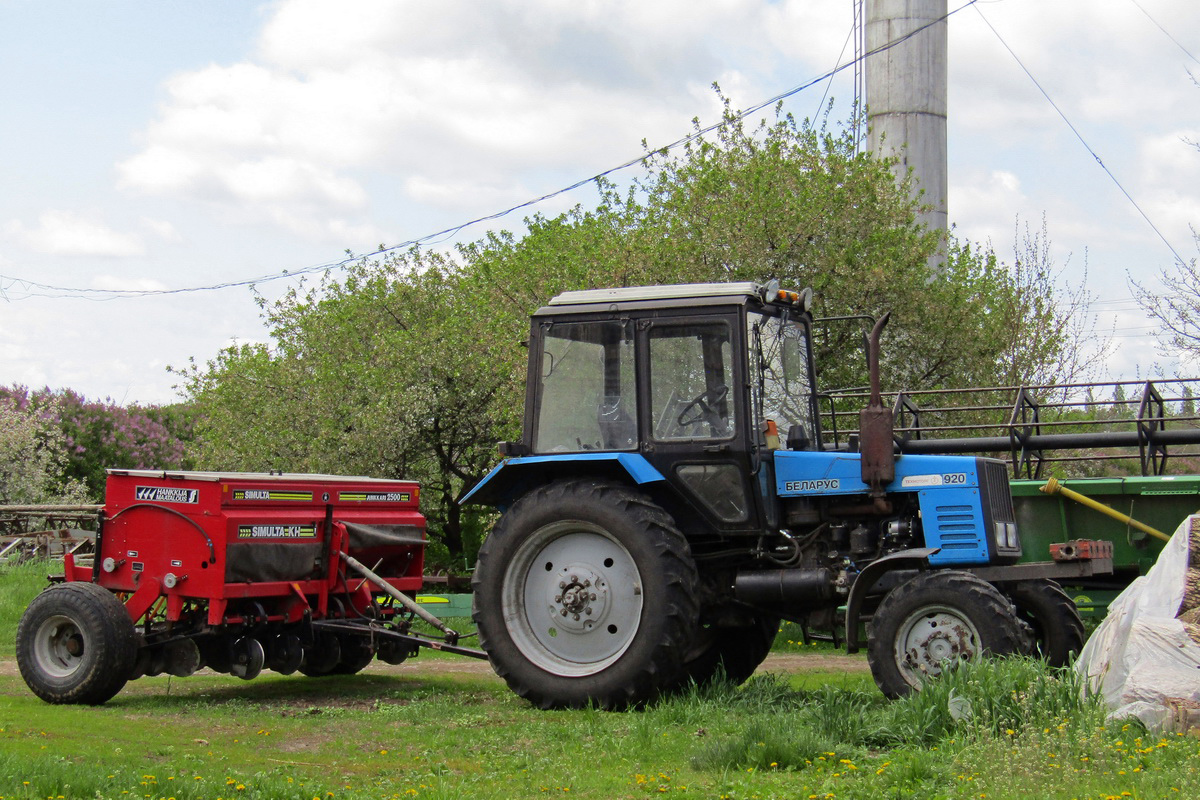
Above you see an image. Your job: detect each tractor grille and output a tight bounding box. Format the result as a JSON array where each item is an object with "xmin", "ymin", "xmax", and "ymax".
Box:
[{"xmin": 978, "ymin": 458, "xmax": 1015, "ymax": 524}]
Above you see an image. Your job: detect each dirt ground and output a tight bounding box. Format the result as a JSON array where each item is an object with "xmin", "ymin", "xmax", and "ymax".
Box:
[
  {"xmin": 0, "ymin": 650, "xmax": 868, "ymax": 680},
  {"xmin": 372, "ymin": 651, "xmax": 869, "ymax": 677}
]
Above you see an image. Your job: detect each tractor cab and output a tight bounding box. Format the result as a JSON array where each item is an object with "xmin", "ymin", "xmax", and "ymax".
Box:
[{"xmin": 469, "ymin": 282, "xmax": 820, "ymax": 537}]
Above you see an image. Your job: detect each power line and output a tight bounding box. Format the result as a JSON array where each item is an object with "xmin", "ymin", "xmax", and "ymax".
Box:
[
  {"xmin": 0, "ymin": 0, "xmax": 983, "ymax": 303},
  {"xmin": 1128, "ymin": 0, "xmax": 1200, "ymax": 66},
  {"xmin": 973, "ymin": 4, "xmax": 1189, "ymax": 268},
  {"xmin": 815, "ymin": 14, "xmax": 857, "ymax": 120}
]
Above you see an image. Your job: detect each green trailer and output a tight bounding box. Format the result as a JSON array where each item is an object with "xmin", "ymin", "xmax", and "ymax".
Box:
[{"xmin": 1010, "ymin": 475, "xmax": 1200, "ymax": 613}]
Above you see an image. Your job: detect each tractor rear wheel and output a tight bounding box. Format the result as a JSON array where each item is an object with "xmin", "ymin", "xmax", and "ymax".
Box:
[
  {"xmin": 16, "ymin": 582, "xmax": 137, "ymax": 705},
  {"xmin": 1004, "ymin": 578, "xmax": 1085, "ymax": 667},
  {"xmin": 472, "ymin": 480, "xmax": 700, "ymax": 709},
  {"xmin": 867, "ymin": 571, "xmax": 1025, "ymax": 698}
]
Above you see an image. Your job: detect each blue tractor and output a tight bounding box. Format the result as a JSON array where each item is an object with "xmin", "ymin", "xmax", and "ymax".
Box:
[{"xmin": 465, "ymin": 282, "xmax": 1096, "ymax": 707}]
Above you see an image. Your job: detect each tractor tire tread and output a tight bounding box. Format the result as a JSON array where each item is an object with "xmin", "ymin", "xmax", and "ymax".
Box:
[{"xmin": 1003, "ymin": 578, "xmax": 1086, "ymax": 667}]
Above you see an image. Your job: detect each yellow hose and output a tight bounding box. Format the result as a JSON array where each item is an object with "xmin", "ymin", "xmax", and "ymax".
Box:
[{"xmin": 1039, "ymin": 476, "xmax": 1171, "ymax": 543}]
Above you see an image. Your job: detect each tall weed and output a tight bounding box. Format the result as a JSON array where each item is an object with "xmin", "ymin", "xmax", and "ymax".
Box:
[
  {"xmin": 687, "ymin": 656, "xmax": 1108, "ymax": 773},
  {"xmin": 878, "ymin": 656, "xmax": 1106, "ymax": 746},
  {"xmin": 690, "ymin": 716, "xmax": 848, "ymax": 771}
]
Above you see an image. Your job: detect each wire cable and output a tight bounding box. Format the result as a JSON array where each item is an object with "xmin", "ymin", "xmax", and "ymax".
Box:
[
  {"xmin": 1128, "ymin": 0, "xmax": 1200, "ymax": 66},
  {"xmin": 0, "ymin": 0, "xmax": 982, "ymax": 302},
  {"xmin": 974, "ymin": 4, "xmax": 1189, "ymax": 268},
  {"xmin": 815, "ymin": 16, "xmax": 857, "ymax": 120}
]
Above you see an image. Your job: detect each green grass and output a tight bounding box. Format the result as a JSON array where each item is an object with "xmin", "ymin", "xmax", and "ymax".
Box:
[
  {"xmin": 1, "ymin": 658, "xmax": 1197, "ymax": 800},
  {"xmin": 3, "ymin": 562, "xmax": 1199, "ymax": 799},
  {"xmin": 0, "ymin": 560, "xmax": 57, "ymax": 659}
]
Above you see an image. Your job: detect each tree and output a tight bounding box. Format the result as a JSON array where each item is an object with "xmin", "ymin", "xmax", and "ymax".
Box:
[
  {"xmin": 0, "ymin": 386, "xmax": 194, "ymax": 501},
  {"xmin": 939, "ymin": 218, "xmax": 1107, "ymax": 392},
  {"xmin": 468, "ymin": 101, "xmax": 1099, "ymax": 394},
  {"xmin": 1132, "ymin": 227, "xmax": 1200, "ymax": 362},
  {"xmin": 1132, "ymin": 76, "xmax": 1200, "ymax": 365},
  {"xmin": 177, "ymin": 256, "xmax": 518, "ymax": 566},
  {"xmin": 0, "ymin": 390, "xmax": 89, "ymax": 506},
  {"xmin": 180, "ymin": 100, "xmax": 1101, "ymax": 564}
]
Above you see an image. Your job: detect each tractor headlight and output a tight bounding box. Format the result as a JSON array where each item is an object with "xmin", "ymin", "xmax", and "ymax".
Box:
[{"xmin": 994, "ymin": 521, "xmax": 1019, "ymax": 551}]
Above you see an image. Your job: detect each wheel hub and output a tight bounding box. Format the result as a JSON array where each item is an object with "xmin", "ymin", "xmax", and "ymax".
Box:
[
  {"xmin": 548, "ymin": 567, "xmax": 608, "ymax": 632},
  {"xmin": 33, "ymin": 615, "xmax": 87, "ymax": 678},
  {"xmin": 897, "ymin": 607, "xmax": 979, "ymax": 680},
  {"xmin": 507, "ymin": 524, "xmax": 644, "ymax": 676}
]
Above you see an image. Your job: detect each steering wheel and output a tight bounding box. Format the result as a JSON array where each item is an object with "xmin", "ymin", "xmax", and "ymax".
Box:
[{"xmin": 676, "ymin": 385, "xmax": 729, "ymax": 431}]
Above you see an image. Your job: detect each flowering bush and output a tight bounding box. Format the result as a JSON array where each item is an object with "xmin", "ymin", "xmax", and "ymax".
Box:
[
  {"xmin": 0, "ymin": 386, "xmax": 194, "ymax": 501},
  {"xmin": 0, "ymin": 390, "xmax": 89, "ymax": 505}
]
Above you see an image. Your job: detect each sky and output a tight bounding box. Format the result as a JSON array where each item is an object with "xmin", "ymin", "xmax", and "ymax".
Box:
[{"xmin": 1, "ymin": 0, "xmax": 1198, "ymax": 406}]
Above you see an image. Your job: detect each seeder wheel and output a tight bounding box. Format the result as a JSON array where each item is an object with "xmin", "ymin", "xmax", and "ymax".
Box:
[
  {"xmin": 266, "ymin": 634, "xmax": 304, "ymax": 675},
  {"xmin": 299, "ymin": 633, "xmax": 342, "ymax": 676},
  {"xmin": 16, "ymin": 583, "xmax": 137, "ymax": 705}
]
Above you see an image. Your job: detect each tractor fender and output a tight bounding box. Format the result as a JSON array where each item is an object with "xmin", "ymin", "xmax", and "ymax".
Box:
[
  {"xmin": 462, "ymin": 453, "xmax": 666, "ymax": 510},
  {"xmin": 844, "ymin": 547, "xmax": 939, "ymax": 653}
]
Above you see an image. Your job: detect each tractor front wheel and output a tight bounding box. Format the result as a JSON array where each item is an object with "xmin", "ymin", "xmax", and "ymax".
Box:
[
  {"xmin": 16, "ymin": 582, "xmax": 137, "ymax": 705},
  {"xmin": 472, "ymin": 480, "xmax": 700, "ymax": 709},
  {"xmin": 867, "ymin": 571, "xmax": 1025, "ymax": 698}
]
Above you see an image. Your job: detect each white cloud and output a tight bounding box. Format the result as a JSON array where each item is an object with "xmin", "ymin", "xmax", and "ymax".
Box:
[
  {"xmin": 2, "ymin": 210, "xmax": 145, "ymax": 257},
  {"xmin": 139, "ymin": 218, "xmax": 181, "ymax": 242},
  {"xmin": 950, "ymin": 1, "xmax": 1200, "ymax": 135},
  {"xmin": 115, "ymin": 0, "xmax": 848, "ymax": 232},
  {"xmin": 950, "ymin": 169, "xmax": 1028, "ymax": 246}
]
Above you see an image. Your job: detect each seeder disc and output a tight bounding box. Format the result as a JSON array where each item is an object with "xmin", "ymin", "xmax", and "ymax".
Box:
[
  {"xmin": 230, "ymin": 637, "xmax": 265, "ymax": 680},
  {"xmin": 266, "ymin": 634, "xmax": 304, "ymax": 675}
]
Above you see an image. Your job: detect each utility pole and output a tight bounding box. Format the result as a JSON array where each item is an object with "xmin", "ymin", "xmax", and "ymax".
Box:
[{"xmin": 865, "ymin": 0, "xmax": 948, "ymax": 265}]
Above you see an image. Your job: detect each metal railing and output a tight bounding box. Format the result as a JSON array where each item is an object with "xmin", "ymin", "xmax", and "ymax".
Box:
[{"xmin": 817, "ymin": 378, "xmax": 1200, "ymax": 478}]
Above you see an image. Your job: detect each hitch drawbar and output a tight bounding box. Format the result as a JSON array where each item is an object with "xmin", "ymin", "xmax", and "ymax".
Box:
[{"xmin": 337, "ymin": 549, "xmax": 461, "ymax": 643}]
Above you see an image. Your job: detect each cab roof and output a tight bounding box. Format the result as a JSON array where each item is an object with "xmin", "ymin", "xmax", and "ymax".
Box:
[
  {"xmin": 539, "ymin": 282, "xmax": 812, "ymax": 316},
  {"xmin": 547, "ymin": 282, "xmax": 766, "ymax": 306}
]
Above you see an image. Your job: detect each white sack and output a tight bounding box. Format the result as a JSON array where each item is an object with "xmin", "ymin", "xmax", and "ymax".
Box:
[{"xmin": 1075, "ymin": 515, "xmax": 1200, "ymax": 729}]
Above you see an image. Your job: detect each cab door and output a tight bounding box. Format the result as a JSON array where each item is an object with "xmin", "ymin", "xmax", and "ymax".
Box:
[{"xmin": 638, "ymin": 314, "xmax": 759, "ymax": 532}]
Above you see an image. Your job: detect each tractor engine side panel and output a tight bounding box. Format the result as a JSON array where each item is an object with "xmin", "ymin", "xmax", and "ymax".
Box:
[{"xmin": 772, "ymin": 451, "xmax": 1020, "ymax": 565}]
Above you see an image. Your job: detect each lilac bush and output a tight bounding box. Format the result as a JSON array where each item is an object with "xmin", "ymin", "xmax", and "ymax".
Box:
[{"xmin": 0, "ymin": 386, "xmax": 194, "ymax": 501}]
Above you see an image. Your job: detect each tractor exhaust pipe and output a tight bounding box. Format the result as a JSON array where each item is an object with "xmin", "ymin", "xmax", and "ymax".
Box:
[{"xmin": 859, "ymin": 313, "xmax": 895, "ymax": 500}]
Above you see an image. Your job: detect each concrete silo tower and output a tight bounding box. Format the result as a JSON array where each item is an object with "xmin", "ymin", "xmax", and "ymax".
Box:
[{"xmin": 865, "ymin": 0, "xmax": 948, "ymax": 251}]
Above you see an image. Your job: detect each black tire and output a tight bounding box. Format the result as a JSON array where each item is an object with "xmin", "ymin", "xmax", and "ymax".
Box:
[
  {"xmin": 197, "ymin": 635, "xmax": 233, "ymax": 674},
  {"xmin": 1004, "ymin": 579, "xmax": 1085, "ymax": 667},
  {"xmin": 377, "ymin": 638, "xmax": 415, "ymax": 665},
  {"xmin": 679, "ymin": 614, "xmax": 779, "ymax": 688},
  {"xmin": 867, "ymin": 570, "xmax": 1025, "ymax": 699},
  {"xmin": 16, "ymin": 582, "xmax": 137, "ymax": 705},
  {"xmin": 472, "ymin": 479, "xmax": 700, "ymax": 709}
]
